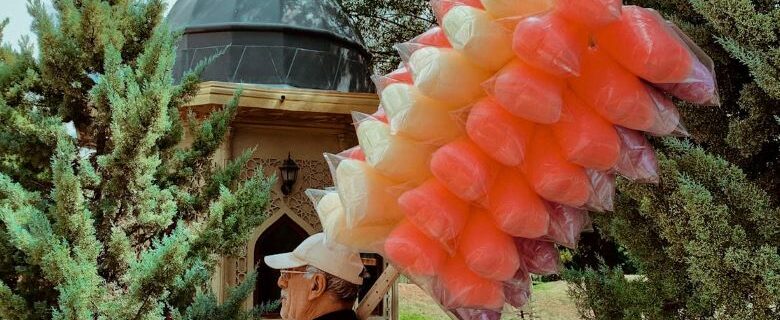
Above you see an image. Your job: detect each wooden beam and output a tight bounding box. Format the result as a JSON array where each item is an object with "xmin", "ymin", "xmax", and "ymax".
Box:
[{"xmin": 356, "ymin": 265, "xmax": 400, "ymax": 320}]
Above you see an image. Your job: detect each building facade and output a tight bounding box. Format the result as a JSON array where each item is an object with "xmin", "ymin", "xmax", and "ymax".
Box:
[{"xmin": 167, "ymin": 1, "xmax": 394, "ymax": 318}]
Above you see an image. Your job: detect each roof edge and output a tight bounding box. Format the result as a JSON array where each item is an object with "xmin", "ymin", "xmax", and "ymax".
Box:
[{"xmin": 180, "ymin": 23, "xmax": 372, "ymax": 58}]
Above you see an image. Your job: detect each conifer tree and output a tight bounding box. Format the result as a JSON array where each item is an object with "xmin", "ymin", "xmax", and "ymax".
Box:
[{"xmin": 0, "ymin": 1, "xmax": 273, "ymax": 319}]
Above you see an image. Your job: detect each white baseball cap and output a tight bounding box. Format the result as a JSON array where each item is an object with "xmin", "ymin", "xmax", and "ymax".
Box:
[{"xmin": 264, "ymin": 233, "xmax": 365, "ymax": 285}]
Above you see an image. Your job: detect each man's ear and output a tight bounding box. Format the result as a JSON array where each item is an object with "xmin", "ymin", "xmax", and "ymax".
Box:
[{"xmin": 308, "ymin": 273, "xmax": 327, "ymax": 300}]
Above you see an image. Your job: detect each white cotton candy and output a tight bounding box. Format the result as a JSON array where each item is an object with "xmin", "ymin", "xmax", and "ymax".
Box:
[{"xmin": 442, "ymin": 5, "xmax": 513, "ymax": 71}]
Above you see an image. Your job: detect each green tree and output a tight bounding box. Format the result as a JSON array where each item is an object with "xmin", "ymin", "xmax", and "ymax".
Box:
[
  {"xmin": 0, "ymin": 1, "xmax": 273, "ymax": 319},
  {"xmin": 345, "ymin": 0, "xmax": 779, "ymax": 318},
  {"xmin": 564, "ymin": 1, "xmax": 780, "ymax": 319}
]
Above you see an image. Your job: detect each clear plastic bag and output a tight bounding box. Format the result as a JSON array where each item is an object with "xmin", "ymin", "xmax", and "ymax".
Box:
[
  {"xmin": 613, "ymin": 126, "xmax": 660, "ymax": 183},
  {"xmin": 514, "ymin": 238, "xmax": 561, "ymax": 275},
  {"xmin": 375, "ymin": 81, "xmax": 464, "ymax": 144},
  {"xmin": 430, "ymin": 137, "xmax": 502, "ymax": 202},
  {"xmin": 553, "ymin": 0, "xmax": 622, "ymax": 29},
  {"xmin": 305, "ymin": 189, "xmax": 392, "ymax": 253},
  {"xmin": 541, "ymin": 201, "xmax": 592, "ymax": 249},
  {"xmin": 569, "ymin": 46, "xmax": 685, "ymax": 136},
  {"xmin": 550, "ymin": 89, "xmax": 621, "ymax": 171},
  {"xmin": 512, "ymin": 12, "xmax": 588, "ymax": 78},
  {"xmin": 480, "ymin": 0, "xmax": 555, "ymax": 19},
  {"xmin": 396, "ymin": 44, "xmax": 491, "ymax": 105},
  {"xmin": 323, "ymin": 153, "xmax": 405, "ymax": 228},
  {"xmin": 482, "ymin": 60, "xmax": 565, "ymax": 124},
  {"xmin": 465, "ymin": 97, "xmax": 536, "ymax": 166},
  {"xmin": 481, "ymin": 166, "xmax": 550, "ymax": 239},
  {"xmin": 353, "ymin": 112, "xmax": 436, "ymax": 184},
  {"xmin": 436, "ymin": 1, "xmax": 514, "ymax": 71},
  {"xmin": 398, "ymin": 178, "xmax": 470, "ymax": 253},
  {"xmin": 522, "ymin": 128, "xmax": 592, "ymax": 208}
]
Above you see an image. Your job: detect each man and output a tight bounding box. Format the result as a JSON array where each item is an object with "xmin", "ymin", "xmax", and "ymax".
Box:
[{"xmin": 265, "ymin": 233, "xmax": 365, "ymax": 320}]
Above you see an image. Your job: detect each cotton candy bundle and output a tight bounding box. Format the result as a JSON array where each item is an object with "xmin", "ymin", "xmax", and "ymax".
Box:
[{"xmin": 310, "ymin": 0, "xmax": 718, "ymax": 317}]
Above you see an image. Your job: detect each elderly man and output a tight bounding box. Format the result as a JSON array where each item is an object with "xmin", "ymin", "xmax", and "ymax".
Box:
[{"xmin": 265, "ymin": 233, "xmax": 365, "ymax": 320}]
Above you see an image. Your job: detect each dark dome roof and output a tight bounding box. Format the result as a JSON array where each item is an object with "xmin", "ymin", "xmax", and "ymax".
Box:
[{"xmin": 167, "ymin": 0, "xmax": 374, "ymax": 93}]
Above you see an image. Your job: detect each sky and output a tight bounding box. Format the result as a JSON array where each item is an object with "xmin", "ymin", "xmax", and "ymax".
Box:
[{"xmin": 1, "ymin": 0, "xmax": 173, "ymax": 50}]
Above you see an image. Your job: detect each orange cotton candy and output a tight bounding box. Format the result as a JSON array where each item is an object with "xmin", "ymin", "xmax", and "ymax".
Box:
[
  {"xmin": 551, "ymin": 90, "xmax": 621, "ymax": 171},
  {"xmin": 483, "ymin": 167, "xmax": 550, "ymax": 239},
  {"xmin": 466, "ymin": 97, "xmax": 536, "ymax": 166},
  {"xmin": 512, "ymin": 13, "xmax": 587, "ymax": 77},
  {"xmin": 486, "ymin": 60, "xmax": 565, "ymax": 124},
  {"xmin": 523, "ymin": 128, "xmax": 591, "ymax": 207},
  {"xmin": 458, "ymin": 211, "xmax": 521, "ymax": 281},
  {"xmin": 384, "ymin": 220, "xmax": 448, "ymax": 276},
  {"xmin": 398, "ymin": 179, "xmax": 470, "ymax": 245},
  {"xmin": 430, "ymin": 138, "xmax": 501, "ymax": 201},
  {"xmin": 437, "ymin": 255, "xmax": 505, "ymax": 309},
  {"xmin": 554, "ymin": 0, "xmax": 622, "ymax": 29},
  {"xmin": 596, "ymin": 6, "xmax": 693, "ymax": 83},
  {"xmin": 568, "ymin": 47, "xmax": 658, "ymax": 132}
]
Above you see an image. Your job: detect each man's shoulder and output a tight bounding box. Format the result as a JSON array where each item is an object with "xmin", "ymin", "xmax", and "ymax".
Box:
[{"xmin": 313, "ymin": 309, "xmax": 359, "ymax": 320}]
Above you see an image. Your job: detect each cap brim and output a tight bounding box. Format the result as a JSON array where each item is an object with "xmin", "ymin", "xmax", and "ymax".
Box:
[{"xmin": 264, "ymin": 252, "xmax": 307, "ymax": 270}]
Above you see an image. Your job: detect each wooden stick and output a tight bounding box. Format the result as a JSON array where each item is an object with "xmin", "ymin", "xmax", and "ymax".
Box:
[{"xmin": 356, "ymin": 265, "xmax": 400, "ymax": 319}]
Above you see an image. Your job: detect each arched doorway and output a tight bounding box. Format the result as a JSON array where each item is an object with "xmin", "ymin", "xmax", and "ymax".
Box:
[{"xmin": 253, "ymin": 214, "xmax": 310, "ymax": 316}]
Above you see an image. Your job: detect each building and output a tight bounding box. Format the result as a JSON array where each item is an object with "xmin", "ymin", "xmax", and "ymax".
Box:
[{"xmin": 167, "ymin": 0, "xmax": 394, "ymax": 318}]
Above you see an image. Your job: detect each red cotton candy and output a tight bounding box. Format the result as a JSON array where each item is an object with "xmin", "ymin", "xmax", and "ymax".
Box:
[
  {"xmin": 551, "ymin": 90, "xmax": 621, "ymax": 171},
  {"xmin": 554, "ymin": 0, "xmax": 622, "ymax": 29},
  {"xmin": 398, "ymin": 179, "xmax": 470, "ymax": 246},
  {"xmin": 412, "ymin": 26, "xmax": 452, "ymax": 48},
  {"xmin": 437, "ymin": 255, "xmax": 505, "ymax": 309},
  {"xmin": 430, "ymin": 138, "xmax": 501, "ymax": 201},
  {"xmin": 654, "ymin": 59, "xmax": 718, "ymax": 106},
  {"xmin": 514, "ymin": 238, "xmax": 560, "ymax": 275},
  {"xmin": 486, "ymin": 60, "xmax": 565, "ymax": 124},
  {"xmin": 512, "ymin": 13, "xmax": 587, "ymax": 77},
  {"xmin": 543, "ymin": 202, "xmax": 589, "ymax": 248},
  {"xmin": 458, "ymin": 211, "xmax": 521, "ymax": 281},
  {"xmin": 523, "ymin": 128, "xmax": 591, "ymax": 208},
  {"xmin": 384, "ymin": 220, "xmax": 448, "ymax": 276},
  {"xmin": 569, "ymin": 47, "xmax": 658, "ymax": 132},
  {"xmin": 466, "ymin": 97, "xmax": 536, "ymax": 166},
  {"xmin": 483, "ymin": 167, "xmax": 550, "ymax": 239},
  {"xmin": 503, "ymin": 266, "xmax": 532, "ymax": 308},
  {"xmin": 596, "ymin": 6, "xmax": 693, "ymax": 83},
  {"xmin": 614, "ymin": 126, "xmax": 659, "ymax": 183}
]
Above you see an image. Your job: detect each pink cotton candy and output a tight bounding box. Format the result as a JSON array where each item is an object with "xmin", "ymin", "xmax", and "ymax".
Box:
[
  {"xmin": 512, "ymin": 13, "xmax": 588, "ymax": 77},
  {"xmin": 569, "ymin": 47, "xmax": 665, "ymax": 133},
  {"xmin": 503, "ymin": 266, "xmax": 532, "ymax": 308},
  {"xmin": 430, "ymin": 138, "xmax": 501, "ymax": 201},
  {"xmin": 614, "ymin": 126, "xmax": 659, "ymax": 183},
  {"xmin": 384, "ymin": 220, "xmax": 448, "ymax": 276},
  {"xmin": 514, "ymin": 238, "xmax": 560, "ymax": 275},
  {"xmin": 551, "ymin": 90, "xmax": 621, "ymax": 171},
  {"xmin": 458, "ymin": 211, "xmax": 521, "ymax": 281},
  {"xmin": 654, "ymin": 58, "xmax": 718, "ymax": 106},
  {"xmin": 596, "ymin": 6, "xmax": 694, "ymax": 83},
  {"xmin": 554, "ymin": 0, "xmax": 622, "ymax": 29},
  {"xmin": 523, "ymin": 128, "xmax": 592, "ymax": 208},
  {"xmin": 485, "ymin": 60, "xmax": 565, "ymax": 124},
  {"xmin": 398, "ymin": 178, "xmax": 470, "ymax": 247},
  {"xmin": 542, "ymin": 202, "xmax": 590, "ymax": 248},
  {"xmin": 436, "ymin": 254, "xmax": 506, "ymax": 310},
  {"xmin": 483, "ymin": 167, "xmax": 550, "ymax": 239},
  {"xmin": 466, "ymin": 97, "xmax": 536, "ymax": 166}
]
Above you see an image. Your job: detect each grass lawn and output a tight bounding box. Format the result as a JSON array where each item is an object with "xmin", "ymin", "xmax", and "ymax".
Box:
[{"xmin": 398, "ymin": 281, "xmax": 580, "ymax": 320}]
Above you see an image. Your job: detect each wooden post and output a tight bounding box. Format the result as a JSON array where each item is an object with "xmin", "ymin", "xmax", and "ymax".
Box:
[{"xmin": 356, "ymin": 265, "xmax": 400, "ymax": 320}]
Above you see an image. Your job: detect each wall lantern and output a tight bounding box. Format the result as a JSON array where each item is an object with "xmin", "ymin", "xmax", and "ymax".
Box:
[{"xmin": 279, "ymin": 153, "xmax": 300, "ymax": 196}]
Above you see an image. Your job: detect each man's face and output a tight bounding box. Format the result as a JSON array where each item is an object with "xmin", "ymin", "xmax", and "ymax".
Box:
[{"xmin": 278, "ymin": 267, "xmax": 314, "ymax": 320}]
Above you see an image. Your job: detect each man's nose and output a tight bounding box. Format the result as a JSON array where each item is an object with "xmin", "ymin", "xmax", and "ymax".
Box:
[{"xmin": 277, "ymin": 275, "xmax": 286, "ymax": 289}]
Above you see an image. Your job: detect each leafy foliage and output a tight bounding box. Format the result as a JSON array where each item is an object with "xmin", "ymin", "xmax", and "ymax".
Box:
[{"xmin": 0, "ymin": 1, "xmax": 273, "ymax": 319}]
